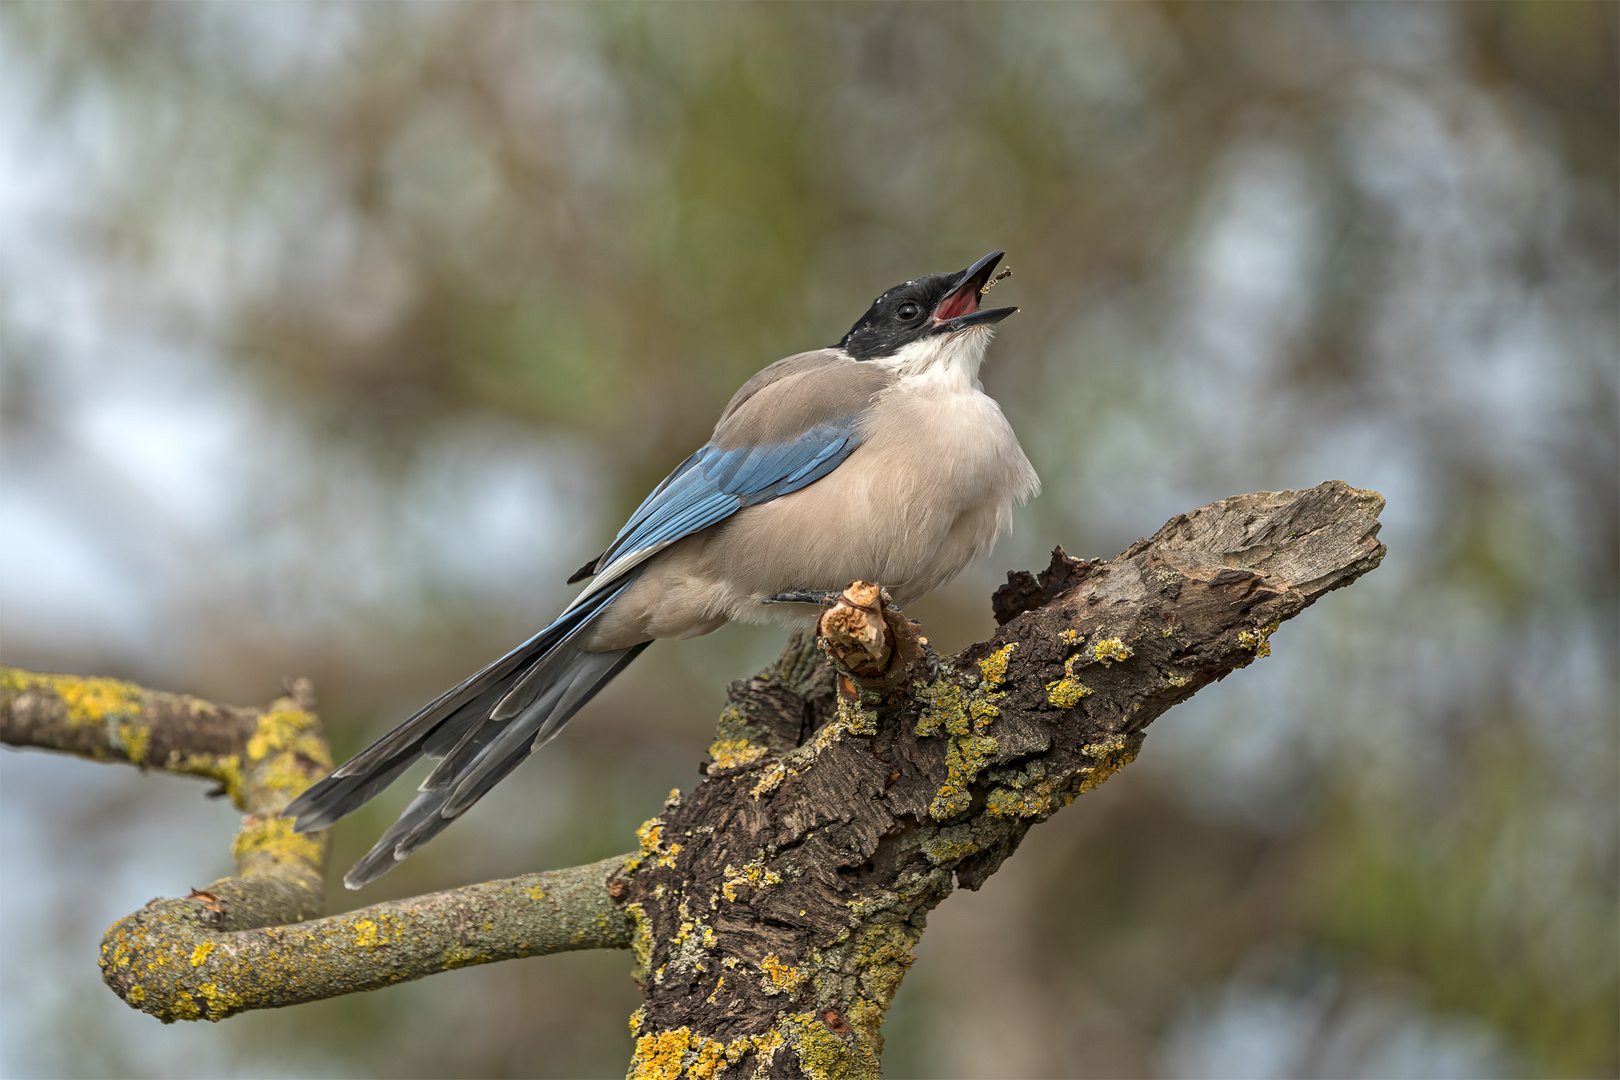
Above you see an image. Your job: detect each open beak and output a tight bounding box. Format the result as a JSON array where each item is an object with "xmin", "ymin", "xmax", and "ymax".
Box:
[{"xmin": 932, "ymin": 250, "xmax": 1018, "ymax": 330}]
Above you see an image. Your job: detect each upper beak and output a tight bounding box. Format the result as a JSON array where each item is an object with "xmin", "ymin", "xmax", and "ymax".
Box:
[{"xmin": 932, "ymin": 250, "xmax": 1018, "ymax": 330}]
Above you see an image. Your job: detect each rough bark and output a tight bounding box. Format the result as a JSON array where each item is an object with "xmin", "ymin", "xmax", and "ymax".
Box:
[
  {"xmin": 0, "ymin": 481, "xmax": 1384, "ymax": 1077},
  {"xmin": 615, "ymin": 481, "xmax": 1385, "ymax": 1078}
]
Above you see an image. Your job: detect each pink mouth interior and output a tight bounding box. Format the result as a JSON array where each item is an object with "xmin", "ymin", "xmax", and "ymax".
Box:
[{"xmin": 934, "ymin": 284, "xmax": 980, "ymax": 322}]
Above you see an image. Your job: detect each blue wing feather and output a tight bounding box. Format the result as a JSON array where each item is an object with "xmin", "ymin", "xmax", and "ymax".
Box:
[{"xmin": 592, "ymin": 417, "xmax": 864, "ymax": 576}]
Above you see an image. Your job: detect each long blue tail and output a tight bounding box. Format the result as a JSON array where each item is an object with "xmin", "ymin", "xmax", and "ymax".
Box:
[{"xmin": 284, "ymin": 578, "xmax": 646, "ymax": 889}]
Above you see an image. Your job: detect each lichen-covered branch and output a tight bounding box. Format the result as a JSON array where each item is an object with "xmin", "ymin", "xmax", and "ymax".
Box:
[
  {"xmin": 2, "ymin": 482, "xmax": 1384, "ymax": 1070},
  {"xmin": 0, "ymin": 667, "xmax": 640, "ymax": 1022},
  {"xmin": 616, "ymin": 481, "xmax": 1385, "ymax": 1078},
  {"xmin": 100, "ymin": 854, "xmax": 634, "ymax": 1021},
  {"xmin": 2, "ymin": 667, "xmax": 276, "ymax": 797},
  {"xmin": 2, "ymin": 668, "xmax": 334, "ymax": 928}
]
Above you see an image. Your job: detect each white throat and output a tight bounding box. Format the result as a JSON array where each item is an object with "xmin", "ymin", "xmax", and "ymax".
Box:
[{"xmin": 884, "ymin": 327, "xmax": 996, "ymax": 390}]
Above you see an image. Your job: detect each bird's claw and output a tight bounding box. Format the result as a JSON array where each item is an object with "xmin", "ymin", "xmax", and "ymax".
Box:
[{"xmin": 764, "ymin": 590, "xmax": 843, "ymax": 606}]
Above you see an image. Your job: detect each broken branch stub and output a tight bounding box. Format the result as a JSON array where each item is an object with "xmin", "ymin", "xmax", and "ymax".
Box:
[{"xmin": 815, "ymin": 583, "xmax": 928, "ymax": 692}]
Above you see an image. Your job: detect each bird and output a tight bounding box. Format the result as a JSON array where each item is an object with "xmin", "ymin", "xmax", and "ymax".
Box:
[{"xmin": 285, "ymin": 251, "xmax": 1040, "ymax": 888}]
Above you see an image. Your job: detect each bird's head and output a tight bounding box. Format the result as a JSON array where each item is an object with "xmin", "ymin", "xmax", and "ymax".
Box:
[{"xmin": 837, "ymin": 251, "xmax": 1018, "ymax": 377}]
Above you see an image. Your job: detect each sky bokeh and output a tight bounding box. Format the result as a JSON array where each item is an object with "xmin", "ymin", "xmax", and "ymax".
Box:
[{"xmin": 1, "ymin": 4, "xmax": 1615, "ymax": 1077}]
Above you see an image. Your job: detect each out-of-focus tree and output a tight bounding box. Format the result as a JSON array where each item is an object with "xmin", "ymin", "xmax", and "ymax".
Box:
[{"xmin": 0, "ymin": 3, "xmax": 1612, "ymax": 1077}]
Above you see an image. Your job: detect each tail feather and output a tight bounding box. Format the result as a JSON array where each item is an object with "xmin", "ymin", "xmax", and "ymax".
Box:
[
  {"xmin": 285, "ymin": 749, "xmax": 421, "ymax": 834},
  {"xmin": 282, "ymin": 576, "xmax": 645, "ymax": 888},
  {"xmin": 342, "ymin": 641, "xmax": 648, "ymax": 889},
  {"xmin": 442, "ymin": 645, "xmax": 642, "ymax": 817},
  {"xmin": 416, "ymin": 681, "xmax": 517, "ymax": 789}
]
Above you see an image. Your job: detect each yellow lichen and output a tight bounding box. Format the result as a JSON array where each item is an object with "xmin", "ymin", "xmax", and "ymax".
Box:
[
  {"xmin": 128, "ymin": 985, "xmax": 145, "ymax": 1005},
  {"xmin": 986, "ymin": 778, "xmax": 1061, "ymax": 818},
  {"xmin": 633, "ymin": 816, "xmax": 681, "ymax": 869},
  {"xmin": 722, "ymin": 857, "xmax": 783, "ymax": 901},
  {"xmin": 914, "ymin": 681, "xmax": 969, "ymax": 738},
  {"xmin": 440, "ymin": 945, "xmax": 490, "ymax": 970},
  {"xmin": 171, "ymin": 752, "xmax": 243, "ymax": 805},
  {"xmin": 1166, "ymin": 673, "xmax": 1190, "ymax": 688},
  {"xmin": 627, "ymin": 1022, "xmax": 789, "ymax": 1080},
  {"xmin": 968, "ymin": 694, "xmax": 1000, "ymax": 730},
  {"xmin": 745, "ymin": 1026, "xmax": 785, "ymax": 1067},
  {"xmin": 1074, "ymin": 734, "xmax": 1138, "ymax": 796},
  {"xmin": 687, "ymin": 1038, "xmax": 727, "ymax": 1080},
  {"xmin": 638, "ymin": 818, "xmax": 663, "ymax": 854},
  {"xmin": 921, "ymin": 836, "xmax": 980, "ymax": 865},
  {"xmin": 244, "ymin": 704, "xmax": 326, "ymax": 765},
  {"xmin": 984, "ymin": 757, "xmax": 1062, "ymax": 822},
  {"xmin": 0, "ymin": 668, "xmax": 25, "ymax": 696},
  {"xmin": 918, "ymin": 664, "xmax": 1008, "ymax": 819},
  {"xmin": 760, "ymin": 953, "xmax": 808, "ymax": 996},
  {"xmin": 834, "ymin": 696, "xmax": 878, "ymax": 737},
  {"xmin": 784, "ymin": 1011, "xmax": 881, "ymax": 1080},
  {"xmin": 627, "ymin": 902, "xmax": 654, "ymax": 981},
  {"xmin": 196, "ymin": 981, "xmax": 243, "ymax": 1017},
  {"xmin": 171, "ymin": 991, "xmax": 200, "ymax": 1022},
  {"xmin": 189, "ymin": 942, "xmax": 215, "ymax": 967},
  {"xmin": 1092, "ymin": 637, "xmax": 1133, "ymax": 664},
  {"xmin": 751, "ymin": 761, "xmax": 787, "ymax": 799},
  {"xmin": 526, "ymin": 885, "xmax": 546, "ymax": 901},
  {"xmin": 976, "ymin": 643, "xmax": 1016, "ymax": 689},
  {"xmin": 929, "ymin": 733, "xmax": 999, "ymax": 821},
  {"xmin": 1046, "ymin": 653, "xmax": 1093, "ymax": 709},
  {"xmin": 46, "ymin": 673, "xmax": 143, "ymax": 728},
  {"xmin": 353, "ymin": 919, "xmax": 383, "ymax": 947},
  {"xmin": 851, "ymin": 921, "xmax": 919, "ymax": 1007},
  {"xmin": 240, "ymin": 702, "xmax": 331, "ymax": 808},
  {"xmin": 117, "ymin": 723, "xmax": 151, "ymax": 767},
  {"xmin": 708, "ymin": 737, "xmax": 769, "ymax": 770},
  {"xmin": 1238, "ymin": 619, "xmax": 1279, "ymax": 658},
  {"xmin": 230, "ymin": 815, "xmax": 323, "ymax": 869},
  {"xmin": 629, "ymin": 1027, "xmax": 691, "ymax": 1080}
]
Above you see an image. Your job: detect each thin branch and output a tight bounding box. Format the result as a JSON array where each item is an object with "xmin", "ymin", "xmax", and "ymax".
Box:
[
  {"xmin": 0, "ymin": 669, "xmax": 632, "ymax": 1020},
  {"xmin": 2, "ymin": 668, "xmax": 333, "ymax": 928},
  {"xmin": 100, "ymin": 854, "xmax": 634, "ymax": 1022}
]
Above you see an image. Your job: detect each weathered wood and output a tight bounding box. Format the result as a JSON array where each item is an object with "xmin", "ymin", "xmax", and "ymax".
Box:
[{"xmin": 618, "ymin": 481, "xmax": 1384, "ymax": 1077}]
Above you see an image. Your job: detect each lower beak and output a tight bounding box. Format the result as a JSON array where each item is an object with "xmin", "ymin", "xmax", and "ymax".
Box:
[{"xmin": 933, "ymin": 250, "xmax": 1019, "ymax": 330}]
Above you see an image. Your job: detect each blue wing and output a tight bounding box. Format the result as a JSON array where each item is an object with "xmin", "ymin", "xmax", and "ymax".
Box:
[{"xmin": 573, "ymin": 416, "xmax": 864, "ymax": 595}]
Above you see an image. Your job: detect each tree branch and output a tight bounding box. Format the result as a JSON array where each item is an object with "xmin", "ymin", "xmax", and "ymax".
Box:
[
  {"xmin": 1, "ymin": 481, "xmax": 1384, "ymax": 1074},
  {"xmin": 0, "ymin": 668, "xmax": 634, "ymax": 1020},
  {"xmin": 101, "ymin": 854, "xmax": 634, "ymax": 1021},
  {"xmin": 2, "ymin": 668, "xmax": 333, "ymax": 929},
  {"xmin": 617, "ymin": 481, "xmax": 1384, "ymax": 1078}
]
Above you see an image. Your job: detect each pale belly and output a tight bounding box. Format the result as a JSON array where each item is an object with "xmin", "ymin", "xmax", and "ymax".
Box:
[{"xmin": 584, "ymin": 380, "xmax": 1038, "ymax": 652}]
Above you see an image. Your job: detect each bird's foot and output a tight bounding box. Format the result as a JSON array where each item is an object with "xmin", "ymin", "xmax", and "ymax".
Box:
[{"xmin": 764, "ymin": 590, "xmax": 844, "ymax": 606}]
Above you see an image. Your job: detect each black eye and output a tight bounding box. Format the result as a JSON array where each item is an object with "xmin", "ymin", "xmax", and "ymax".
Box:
[{"xmin": 896, "ymin": 302, "xmax": 921, "ymax": 321}]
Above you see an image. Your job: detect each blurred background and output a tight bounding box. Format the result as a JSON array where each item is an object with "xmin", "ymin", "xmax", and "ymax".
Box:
[{"xmin": 0, "ymin": 3, "xmax": 1614, "ymax": 1077}]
